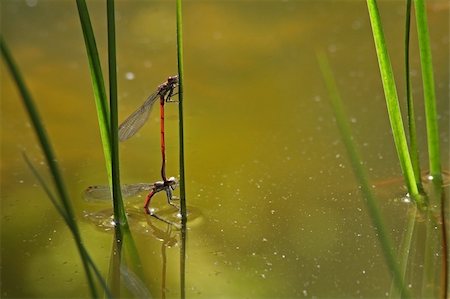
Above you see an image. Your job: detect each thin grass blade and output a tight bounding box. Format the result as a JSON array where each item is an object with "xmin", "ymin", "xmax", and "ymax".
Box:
[
  {"xmin": 23, "ymin": 153, "xmax": 69, "ymax": 223},
  {"xmin": 176, "ymin": 0, "xmax": 187, "ymax": 298},
  {"xmin": 404, "ymin": 0, "xmax": 423, "ymax": 192},
  {"xmin": 0, "ymin": 37, "xmax": 106, "ymax": 299},
  {"xmin": 413, "ymin": 0, "xmax": 442, "ymax": 183},
  {"xmin": 24, "ymin": 153, "xmax": 113, "ymax": 298},
  {"xmin": 317, "ymin": 51, "xmax": 410, "ymax": 298},
  {"xmin": 106, "ymin": 0, "xmax": 128, "ymax": 231}
]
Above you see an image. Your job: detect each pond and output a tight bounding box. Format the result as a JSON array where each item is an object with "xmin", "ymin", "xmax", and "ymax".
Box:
[{"xmin": 1, "ymin": 0, "xmax": 449, "ymax": 298}]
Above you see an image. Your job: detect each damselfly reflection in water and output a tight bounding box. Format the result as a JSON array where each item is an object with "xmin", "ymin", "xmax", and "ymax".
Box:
[{"xmin": 83, "ymin": 187, "xmax": 202, "ymax": 232}]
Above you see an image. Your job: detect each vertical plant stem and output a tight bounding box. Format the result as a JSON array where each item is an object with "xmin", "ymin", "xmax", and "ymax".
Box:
[
  {"xmin": 317, "ymin": 51, "xmax": 410, "ymax": 298},
  {"xmin": 413, "ymin": 0, "xmax": 442, "ymax": 183},
  {"xmin": 366, "ymin": 0, "xmax": 423, "ymax": 207},
  {"xmin": 106, "ymin": 4, "xmax": 147, "ymax": 298},
  {"xmin": 175, "ymin": 0, "xmax": 187, "ymax": 298},
  {"xmin": 107, "ymin": 0, "xmax": 128, "ymax": 230},
  {"xmin": 106, "ymin": 1, "xmax": 124, "ymax": 296},
  {"xmin": 76, "ymin": 0, "xmax": 112, "ymax": 182},
  {"xmin": 176, "ymin": 0, "xmax": 186, "ymax": 225},
  {"xmin": 404, "ymin": 0, "xmax": 423, "ymax": 192}
]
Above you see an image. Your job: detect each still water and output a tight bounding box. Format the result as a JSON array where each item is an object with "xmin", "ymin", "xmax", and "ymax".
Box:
[{"xmin": 1, "ymin": 0, "xmax": 449, "ymax": 298}]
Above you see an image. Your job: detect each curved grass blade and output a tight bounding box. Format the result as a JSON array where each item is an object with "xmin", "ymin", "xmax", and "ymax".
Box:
[
  {"xmin": 317, "ymin": 51, "xmax": 410, "ymax": 298},
  {"xmin": 119, "ymin": 263, "xmax": 152, "ymax": 299},
  {"xmin": 0, "ymin": 37, "xmax": 110, "ymax": 299},
  {"xmin": 24, "ymin": 153, "xmax": 113, "ymax": 298},
  {"xmin": 23, "ymin": 153, "xmax": 69, "ymax": 223}
]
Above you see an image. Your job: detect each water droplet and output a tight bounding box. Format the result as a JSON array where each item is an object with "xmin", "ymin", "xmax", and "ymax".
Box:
[
  {"xmin": 26, "ymin": 0, "xmax": 38, "ymax": 7},
  {"xmin": 125, "ymin": 72, "xmax": 135, "ymax": 80},
  {"xmin": 402, "ymin": 194, "xmax": 411, "ymax": 203}
]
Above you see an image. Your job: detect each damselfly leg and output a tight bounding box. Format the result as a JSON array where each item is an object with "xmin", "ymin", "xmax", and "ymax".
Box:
[{"xmin": 143, "ymin": 177, "xmax": 178, "ymax": 215}]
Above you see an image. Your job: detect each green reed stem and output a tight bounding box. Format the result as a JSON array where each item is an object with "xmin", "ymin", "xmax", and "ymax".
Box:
[
  {"xmin": 76, "ymin": 0, "xmax": 112, "ymax": 182},
  {"xmin": 106, "ymin": 4, "xmax": 147, "ymax": 298},
  {"xmin": 317, "ymin": 51, "xmax": 410, "ymax": 298},
  {"xmin": 176, "ymin": 0, "xmax": 186, "ymax": 226},
  {"xmin": 413, "ymin": 0, "xmax": 442, "ymax": 184},
  {"xmin": 366, "ymin": 0, "xmax": 424, "ymax": 207},
  {"xmin": 106, "ymin": 3, "xmax": 125, "ymax": 295},
  {"xmin": 107, "ymin": 0, "xmax": 128, "ymax": 230},
  {"xmin": 0, "ymin": 37, "xmax": 110, "ymax": 299},
  {"xmin": 404, "ymin": 0, "xmax": 423, "ymax": 193},
  {"xmin": 176, "ymin": 0, "xmax": 187, "ymax": 297}
]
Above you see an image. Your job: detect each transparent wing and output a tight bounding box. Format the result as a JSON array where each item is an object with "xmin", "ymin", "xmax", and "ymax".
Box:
[
  {"xmin": 83, "ymin": 183, "xmax": 154, "ymax": 201},
  {"xmin": 118, "ymin": 90, "xmax": 160, "ymax": 141}
]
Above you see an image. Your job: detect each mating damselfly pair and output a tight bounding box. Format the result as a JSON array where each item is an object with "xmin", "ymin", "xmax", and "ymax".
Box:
[{"xmin": 84, "ymin": 76, "xmax": 180, "ymax": 216}]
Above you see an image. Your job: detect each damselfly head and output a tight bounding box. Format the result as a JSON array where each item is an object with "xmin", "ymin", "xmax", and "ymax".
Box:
[
  {"xmin": 167, "ymin": 75, "xmax": 179, "ymax": 85},
  {"xmin": 167, "ymin": 176, "xmax": 178, "ymax": 190}
]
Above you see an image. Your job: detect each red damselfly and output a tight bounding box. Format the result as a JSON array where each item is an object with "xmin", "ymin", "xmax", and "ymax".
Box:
[
  {"xmin": 118, "ymin": 75, "xmax": 178, "ymax": 182},
  {"xmin": 84, "ymin": 76, "xmax": 179, "ymax": 215}
]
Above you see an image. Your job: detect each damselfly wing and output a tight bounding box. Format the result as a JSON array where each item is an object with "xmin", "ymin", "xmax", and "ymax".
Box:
[
  {"xmin": 84, "ymin": 183, "xmax": 155, "ymax": 201},
  {"xmin": 118, "ymin": 76, "xmax": 178, "ymax": 141}
]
